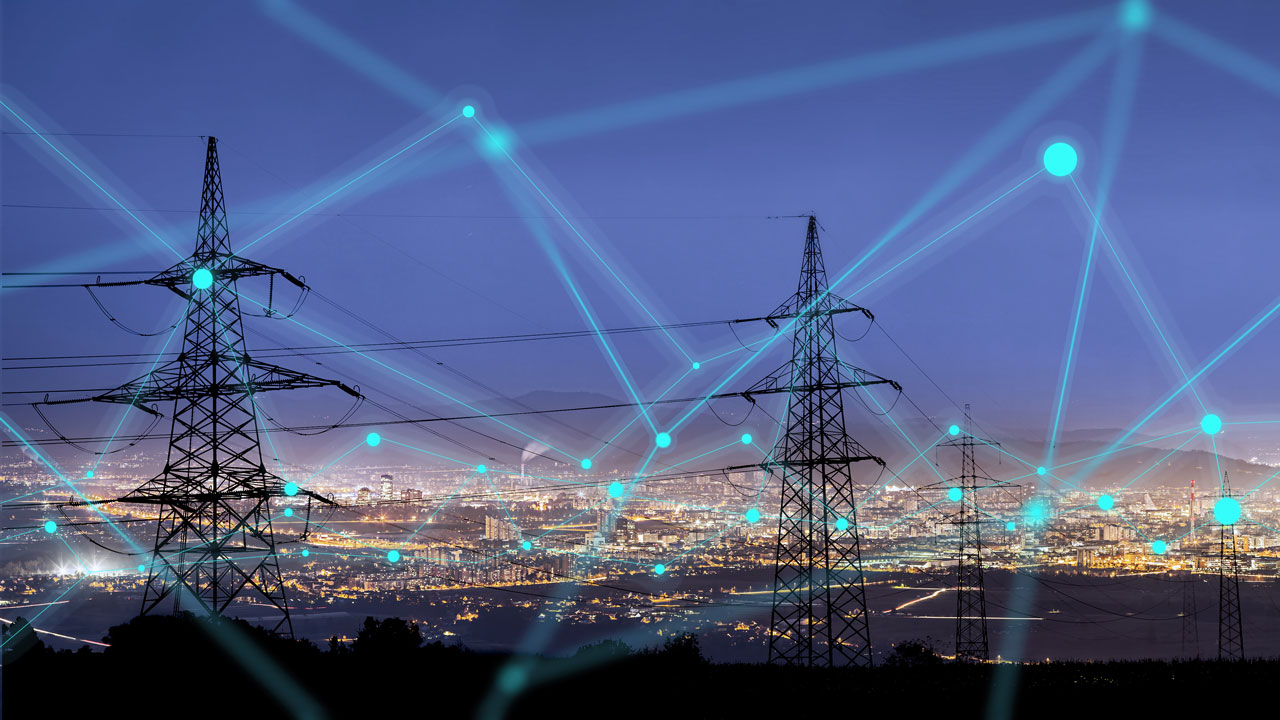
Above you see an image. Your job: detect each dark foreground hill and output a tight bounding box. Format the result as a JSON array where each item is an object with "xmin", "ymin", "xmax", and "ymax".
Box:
[{"xmin": 2, "ymin": 613, "xmax": 1272, "ymax": 718}]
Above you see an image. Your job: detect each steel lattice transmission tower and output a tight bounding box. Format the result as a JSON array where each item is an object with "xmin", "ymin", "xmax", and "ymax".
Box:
[
  {"xmin": 751, "ymin": 216, "xmax": 899, "ymax": 668},
  {"xmin": 51, "ymin": 137, "xmax": 358, "ymax": 636},
  {"xmin": 942, "ymin": 405, "xmax": 991, "ymax": 662},
  {"xmin": 1218, "ymin": 470, "xmax": 1244, "ymax": 660}
]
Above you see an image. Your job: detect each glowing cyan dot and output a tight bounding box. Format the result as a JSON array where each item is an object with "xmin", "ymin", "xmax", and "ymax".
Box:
[
  {"xmin": 366, "ymin": 432, "xmax": 381, "ymax": 447},
  {"xmin": 476, "ymin": 464, "xmax": 487, "ymax": 474},
  {"xmin": 692, "ymin": 362, "xmax": 701, "ymax": 370},
  {"xmin": 283, "ymin": 481, "xmax": 299, "ymax": 496},
  {"xmin": 191, "ymin": 267, "xmax": 213, "ymax": 290},
  {"xmin": 741, "ymin": 433, "xmax": 753, "ymax": 445},
  {"xmin": 655, "ymin": 432, "xmax": 672, "ymax": 448},
  {"xmin": 745, "ymin": 508, "xmax": 761, "ymax": 523},
  {"xmin": 1200, "ymin": 414, "xmax": 1222, "ymax": 435},
  {"xmin": 137, "ymin": 564, "xmax": 146, "ymax": 573},
  {"xmin": 948, "ymin": 487, "xmax": 963, "ymax": 502},
  {"xmin": 948, "ymin": 425, "xmax": 960, "ymax": 436},
  {"xmin": 284, "ymin": 508, "xmax": 294, "ymax": 517},
  {"xmin": 1152, "ymin": 540, "xmax": 1168, "ymax": 555},
  {"xmin": 1043, "ymin": 142, "xmax": 1078, "ymax": 176},
  {"xmin": 387, "ymin": 550, "xmax": 400, "ymax": 563},
  {"xmin": 654, "ymin": 564, "xmax": 666, "ymax": 575},
  {"xmin": 43, "ymin": 520, "xmax": 57, "ymax": 534},
  {"xmin": 1097, "ymin": 494, "xmax": 1114, "ymax": 511},
  {"xmin": 1214, "ymin": 497, "xmax": 1241, "ymax": 526},
  {"xmin": 522, "ymin": 540, "xmax": 532, "ymax": 551},
  {"xmin": 1006, "ymin": 522, "xmax": 1017, "ymax": 531},
  {"xmin": 301, "ymin": 549, "xmax": 310, "ymax": 557},
  {"xmin": 580, "ymin": 458, "xmax": 592, "ymax": 470},
  {"xmin": 85, "ymin": 470, "xmax": 94, "ymax": 479},
  {"xmin": 1119, "ymin": 0, "xmax": 1152, "ymax": 31},
  {"xmin": 462, "ymin": 105, "xmax": 475, "ymax": 118},
  {"xmin": 1036, "ymin": 466, "xmax": 1047, "ymax": 476},
  {"xmin": 608, "ymin": 481, "xmax": 624, "ymax": 498},
  {"xmin": 835, "ymin": 517, "xmax": 849, "ymax": 532},
  {"xmin": 1025, "ymin": 500, "xmax": 1049, "ymax": 525}
]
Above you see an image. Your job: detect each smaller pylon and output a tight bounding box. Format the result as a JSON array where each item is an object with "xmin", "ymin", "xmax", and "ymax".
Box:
[
  {"xmin": 941, "ymin": 404, "xmax": 994, "ymax": 662},
  {"xmin": 1218, "ymin": 470, "xmax": 1244, "ymax": 661}
]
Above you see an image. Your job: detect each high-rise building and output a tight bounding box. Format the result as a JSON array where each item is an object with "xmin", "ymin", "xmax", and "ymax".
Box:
[
  {"xmin": 485, "ymin": 515, "xmax": 517, "ymax": 542},
  {"xmin": 356, "ymin": 487, "xmax": 373, "ymax": 504},
  {"xmin": 379, "ymin": 474, "xmax": 393, "ymax": 502}
]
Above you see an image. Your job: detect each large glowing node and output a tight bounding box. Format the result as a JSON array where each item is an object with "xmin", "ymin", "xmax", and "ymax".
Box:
[
  {"xmin": 948, "ymin": 424, "xmax": 960, "ymax": 436},
  {"xmin": 1097, "ymin": 494, "xmax": 1114, "ymax": 511},
  {"xmin": 741, "ymin": 433, "xmax": 753, "ymax": 445},
  {"xmin": 1006, "ymin": 521, "xmax": 1017, "ymax": 531},
  {"xmin": 462, "ymin": 105, "xmax": 476, "ymax": 118},
  {"xmin": 476, "ymin": 464, "xmax": 487, "ymax": 474},
  {"xmin": 1043, "ymin": 142, "xmax": 1078, "ymax": 176},
  {"xmin": 655, "ymin": 432, "xmax": 672, "ymax": 448},
  {"xmin": 835, "ymin": 517, "xmax": 849, "ymax": 531},
  {"xmin": 522, "ymin": 540, "xmax": 532, "ymax": 550},
  {"xmin": 191, "ymin": 267, "xmax": 213, "ymax": 290},
  {"xmin": 608, "ymin": 481, "xmax": 624, "ymax": 498},
  {"xmin": 1036, "ymin": 466, "xmax": 1047, "ymax": 476},
  {"xmin": 137, "ymin": 564, "xmax": 146, "ymax": 573},
  {"xmin": 1025, "ymin": 499, "xmax": 1049, "ymax": 525},
  {"xmin": 366, "ymin": 432, "xmax": 381, "ymax": 447},
  {"xmin": 1200, "ymin": 414, "xmax": 1222, "ymax": 435},
  {"xmin": 745, "ymin": 508, "xmax": 761, "ymax": 523},
  {"xmin": 387, "ymin": 550, "xmax": 400, "ymax": 563},
  {"xmin": 654, "ymin": 563, "xmax": 667, "ymax": 575},
  {"xmin": 1214, "ymin": 497, "xmax": 1241, "ymax": 525},
  {"xmin": 301, "ymin": 549, "xmax": 310, "ymax": 557},
  {"xmin": 43, "ymin": 520, "xmax": 56, "ymax": 534},
  {"xmin": 692, "ymin": 361, "xmax": 701, "ymax": 370},
  {"xmin": 948, "ymin": 487, "xmax": 962, "ymax": 502},
  {"xmin": 580, "ymin": 458, "xmax": 592, "ymax": 470},
  {"xmin": 85, "ymin": 470, "xmax": 94, "ymax": 479},
  {"xmin": 284, "ymin": 508, "xmax": 294, "ymax": 517},
  {"xmin": 1119, "ymin": 0, "xmax": 1152, "ymax": 31},
  {"xmin": 1152, "ymin": 540, "xmax": 1168, "ymax": 555},
  {"xmin": 283, "ymin": 481, "xmax": 299, "ymax": 496}
]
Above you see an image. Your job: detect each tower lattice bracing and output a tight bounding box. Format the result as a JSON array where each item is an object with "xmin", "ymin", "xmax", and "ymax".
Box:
[
  {"xmin": 754, "ymin": 216, "xmax": 898, "ymax": 668},
  {"xmin": 1218, "ymin": 471, "xmax": 1244, "ymax": 660},
  {"xmin": 50, "ymin": 138, "xmax": 357, "ymax": 635},
  {"xmin": 945, "ymin": 405, "xmax": 989, "ymax": 661}
]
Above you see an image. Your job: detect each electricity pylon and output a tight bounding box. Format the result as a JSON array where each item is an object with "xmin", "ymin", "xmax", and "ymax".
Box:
[
  {"xmin": 1218, "ymin": 470, "xmax": 1244, "ymax": 660},
  {"xmin": 942, "ymin": 405, "xmax": 991, "ymax": 662},
  {"xmin": 751, "ymin": 215, "xmax": 899, "ymax": 668},
  {"xmin": 49, "ymin": 137, "xmax": 358, "ymax": 636}
]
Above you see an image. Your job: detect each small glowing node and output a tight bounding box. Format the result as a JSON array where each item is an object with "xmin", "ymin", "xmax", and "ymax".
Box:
[
  {"xmin": 43, "ymin": 520, "xmax": 56, "ymax": 534},
  {"xmin": 85, "ymin": 470, "xmax": 94, "ymax": 479},
  {"xmin": 948, "ymin": 425, "xmax": 960, "ymax": 436},
  {"xmin": 462, "ymin": 105, "xmax": 475, "ymax": 118},
  {"xmin": 741, "ymin": 433, "xmax": 753, "ymax": 445},
  {"xmin": 283, "ymin": 481, "xmax": 299, "ymax": 496},
  {"xmin": 692, "ymin": 362, "xmax": 701, "ymax": 370},
  {"xmin": 835, "ymin": 517, "xmax": 849, "ymax": 531},
  {"xmin": 1200, "ymin": 414, "xmax": 1222, "ymax": 435},
  {"xmin": 137, "ymin": 564, "xmax": 146, "ymax": 573},
  {"xmin": 191, "ymin": 268, "xmax": 214, "ymax": 290},
  {"xmin": 1214, "ymin": 497, "xmax": 1241, "ymax": 525},
  {"xmin": 654, "ymin": 563, "xmax": 666, "ymax": 575},
  {"xmin": 1097, "ymin": 494, "xmax": 1114, "ymax": 511},
  {"xmin": 1152, "ymin": 540, "xmax": 1168, "ymax": 555},
  {"xmin": 580, "ymin": 458, "xmax": 592, "ymax": 470},
  {"xmin": 608, "ymin": 481, "xmax": 624, "ymax": 498},
  {"xmin": 745, "ymin": 508, "xmax": 761, "ymax": 523},
  {"xmin": 948, "ymin": 487, "xmax": 963, "ymax": 502},
  {"xmin": 1043, "ymin": 142, "xmax": 1078, "ymax": 176},
  {"xmin": 522, "ymin": 540, "xmax": 532, "ymax": 551},
  {"xmin": 655, "ymin": 432, "xmax": 672, "ymax": 448},
  {"xmin": 301, "ymin": 549, "xmax": 310, "ymax": 557},
  {"xmin": 1006, "ymin": 522, "xmax": 1017, "ymax": 531},
  {"xmin": 366, "ymin": 432, "xmax": 381, "ymax": 447},
  {"xmin": 477, "ymin": 464, "xmax": 487, "ymax": 474},
  {"xmin": 284, "ymin": 508, "xmax": 294, "ymax": 517},
  {"xmin": 1036, "ymin": 466, "xmax": 1047, "ymax": 476},
  {"xmin": 387, "ymin": 550, "xmax": 400, "ymax": 563}
]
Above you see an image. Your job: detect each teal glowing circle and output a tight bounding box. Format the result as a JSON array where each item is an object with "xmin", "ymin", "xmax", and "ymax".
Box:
[
  {"xmin": 477, "ymin": 464, "xmax": 487, "ymax": 473},
  {"xmin": 835, "ymin": 517, "xmax": 849, "ymax": 531},
  {"xmin": 654, "ymin": 563, "xmax": 666, "ymax": 575},
  {"xmin": 1200, "ymin": 414, "xmax": 1222, "ymax": 434},
  {"xmin": 283, "ymin": 481, "xmax": 299, "ymax": 496},
  {"xmin": 301, "ymin": 549, "xmax": 310, "ymax": 557},
  {"xmin": 745, "ymin": 508, "xmax": 761, "ymax": 523},
  {"xmin": 608, "ymin": 481, "xmax": 624, "ymax": 498},
  {"xmin": 1214, "ymin": 497, "xmax": 1241, "ymax": 525},
  {"xmin": 948, "ymin": 425, "xmax": 960, "ymax": 436},
  {"xmin": 741, "ymin": 433, "xmax": 753, "ymax": 445},
  {"xmin": 366, "ymin": 432, "xmax": 381, "ymax": 446},
  {"xmin": 284, "ymin": 508, "xmax": 294, "ymax": 517},
  {"xmin": 522, "ymin": 540, "xmax": 532, "ymax": 550},
  {"xmin": 191, "ymin": 267, "xmax": 213, "ymax": 290},
  {"xmin": 1043, "ymin": 142, "xmax": 1078, "ymax": 176},
  {"xmin": 948, "ymin": 487, "xmax": 962, "ymax": 502},
  {"xmin": 85, "ymin": 470, "xmax": 94, "ymax": 479},
  {"xmin": 1036, "ymin": 466, "xmax": 1047, "ymax": 476},
  {"xmin": 137, "ymin": 564, "xmax": 146, "ymax": 572},
  {"xmin": 580, "ymin": 458, "xmax": 592, "ymax": 470},
  {"xmin": 462, "ymin": 105, "xmax": 475, "ymax": 118},
  {"xmin": 692, "ymin": 362, "xmax": 701, "ymax": 370},
  {"xmin": 1098, "ymin": 494, "xmax": 1114, "ymax": 511},
  {"xmin": 655, "ymin": 432, "xmax": 672, "ymax": 448},
  {"xmin": 43, "ymin": 520, "xmax": 56, "ymax": 534},
  {"xmin": 1152, "ymin": 540, "xmax": 1168, "ymax": 555},
  {"xmin": 387, "ymin": 550, "xmax": 400, "ymax": 563},
  {"xmin": 1006, "ymin": 521, "xmax": 1016, "ymax": 531}
]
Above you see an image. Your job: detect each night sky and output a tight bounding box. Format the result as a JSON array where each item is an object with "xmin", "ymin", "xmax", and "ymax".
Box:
[{"xmin": 5, "ymin": 0, "xmax": 1280, "ymax": 474}]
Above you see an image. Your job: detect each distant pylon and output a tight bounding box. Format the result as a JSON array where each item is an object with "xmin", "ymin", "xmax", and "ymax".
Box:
[
  {"xmin": 754, "ymin": 216, "xmax": 899, "ymax": 668},
  {"xmin": 1218, "ymin": 471, "xmax": 1244, "ymax": 660},
  {"xmin": 48, "ymin": 137, "xmax": 358, "ymax": 636},
  {"xmin": 943, "ymin": 404, "xmax": 990, "ymax": 662}
]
